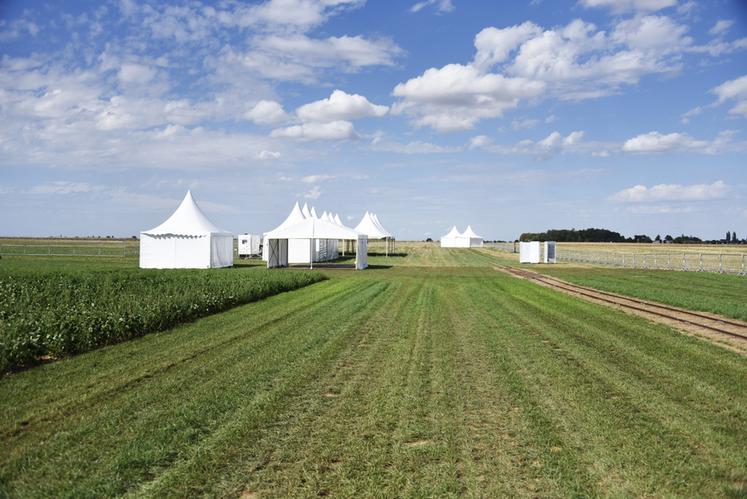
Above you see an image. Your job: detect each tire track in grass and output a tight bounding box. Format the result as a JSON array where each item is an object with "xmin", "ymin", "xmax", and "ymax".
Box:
[
  {"xmin": 474, "ymin": 275, "xmax": 747, "ymax": 496},
  {"xmin": 494, "ymin": 278, "xmax": 747, "ymax": 493},
  {"xmin": 0, "ymin": 279, "xmax": 386, "ymax": 497},
  {"xmin": 127, "ymin": 278, "xmax": 396, "ymax": 498}
]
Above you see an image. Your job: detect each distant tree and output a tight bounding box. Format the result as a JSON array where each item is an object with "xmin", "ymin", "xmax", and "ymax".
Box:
[
  {"xmin": 732, "ymin": 231, "xmax": 738, "ymax": 243},
  {"xmin": 425, "ymin": 237, "xmax": 433, "ymax": 242},
  {"xmin": 633, "ymin": 234, "xmax": 652, "ymax": 243},
  {"xmin": 726, "ymin": 231, "xmax": 731, "ymax": 243},
  {"xmin": 655, "ymin": 234, "xmax": 661, "ymax": 242},
  {"xmin": 665, "ymin": 234, "xmax": 673, "ymax": 242}
]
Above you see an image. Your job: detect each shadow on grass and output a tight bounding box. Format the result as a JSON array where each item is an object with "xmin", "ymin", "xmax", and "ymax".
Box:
[{"xmin": 367, "ymin": 252, "xmax": 408, "ymax": 258}]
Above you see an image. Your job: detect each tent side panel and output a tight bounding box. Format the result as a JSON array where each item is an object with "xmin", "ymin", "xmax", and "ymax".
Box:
[
  {"xmin": 356, "ymin": 236, "xmax": 368, "ymax": 270},
  {"xmin": 288, "ymin": 238, "xmax": 312, "ymax": 264},
  {"xmin": 210, "ymin": 234, "xmax": 234, "ymax": 268}
]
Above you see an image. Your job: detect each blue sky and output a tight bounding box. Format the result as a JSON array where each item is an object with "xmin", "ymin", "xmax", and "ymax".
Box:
[{"xmin": 1, "ymin": 0, "xmax": 746, "ymax": 240}]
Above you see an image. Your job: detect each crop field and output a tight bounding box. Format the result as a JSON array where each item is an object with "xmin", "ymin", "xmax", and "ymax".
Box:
[
  {"xmin": 0, "ymin": 259, "xmax": 320, "ymax": 372},
  {"xmin": 1, "ymin": 244, "xmax": 746, "ymax": 497},
  {"xmin": 557, "ymin": 242, "xmax": 747, "ymax": 255}
]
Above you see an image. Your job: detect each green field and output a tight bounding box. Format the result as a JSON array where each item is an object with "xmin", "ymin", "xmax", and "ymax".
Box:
[
  {"xmin": 536, "ymin": 265, "xmax": 747, "ymax": 321},
  {"xmin": 1, "ymin": 246, "xmax": 746, "ymax": 497}
]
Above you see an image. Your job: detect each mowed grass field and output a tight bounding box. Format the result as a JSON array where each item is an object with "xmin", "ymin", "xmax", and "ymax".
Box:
[{"xmin": 1, "ymin": 245, "xmax": 746, "ymax": 497}]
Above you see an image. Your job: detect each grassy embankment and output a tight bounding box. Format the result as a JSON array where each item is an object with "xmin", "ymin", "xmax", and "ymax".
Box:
[{"xmin": 1, "ymin": 246, "xmax": 746, "ymax": 497}]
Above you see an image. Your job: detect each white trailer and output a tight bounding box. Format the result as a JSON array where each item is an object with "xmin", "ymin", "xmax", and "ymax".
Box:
[
  {"xmin": 519, "ymin": 241, "xmax": 541, "ymax": 263},
  {"xmin": 544, "ymin": 241, "xmax": 557, "ymax": 263},
  {"xmin": 238, "ymin": 234, "xmax": 261, "ymax": 258}
]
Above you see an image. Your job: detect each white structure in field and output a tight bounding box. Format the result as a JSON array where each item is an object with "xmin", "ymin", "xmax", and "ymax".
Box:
[
  {"xmin": 519, "ymin": 241, "xmax": 541, "ymax": 263},
  {"xmin": 544, "ymin": 241, "xmax": 557, "ymax": 263},
  {"xmin": 440, "ymin": 226, "xmax": 484, "ymax": 248},
  {"xmin": 238, "ymin": 234, "xmax": 261, "ymax": 258},
  {"xmin": 440, "ymin": 226, "xmax": 462, "ymax": 247},
  {"xmin": 263, "ymin": 202, "xmax": 355, "ymax": 264},
  {"xmin": 355, "ymin": 211, "xmax": 395, "ymax": 255},
  {"xmin": 462, "ymin": 225, "xmax": 484, "ymax": 248},
  {"xmin": 265, "ymin": 217, "xmax": 367, "ymax": 270},
  {"xmin": 139, "ymin": 190, "xmax": 233, "ymax": 269}
]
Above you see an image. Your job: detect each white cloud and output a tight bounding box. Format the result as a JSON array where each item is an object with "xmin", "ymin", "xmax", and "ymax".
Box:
[
  {"xmin": 579, "ymin": 0, "xmax": 677, "ymax": 12},
  {"xmin": 611, "ymin": 15, "xmax": 691, "ymax": 54},
  {"xmin": 680, "ymin": 106, "xmax": 702, "ymax": 124},
  {"xmin": 257, "ymin": 150, "xmax": 281, "ymax": 160},
  {"xmin": 711, "ymin": 75, "xmax": 747, "ymax": 118},
  {"xmin": 301, "ymin": 174, "xmax": 335, "ymax": 183},
  {"xmin": 473, "ymin": 22, "xmax": 542, "ymax": 70},
  {"xmin": 610, "ymin": 180, "xmax": 729, "ymax": 203},
  {"xmin": 117, "ymin": 63, "xmax": 157, "ymax": 85},
  {"xmin": 392, "ymin": 64, "xmax": 545, "ymax": 131},
  {"xmin": 270, "ymin": 120, "xmax": 356, "ymax": 140},
  {"xmin": 410, "ymin": 0, "xmax": 454, "ymax": 14},
  {"xmin": 304, "ymin": 185, "xmax": 322, "ymax": 199},
  {"xmin": 237, "ymin": 34, "xmax": 402, "ymax": 83},
  {"xmin": 622, "ymin": 131, "xmax": 734, "ymax": 153},
  {"xmin": 296, "ymin": 90, "xmax": 388, "ymax": 122},
  {"xmin": 470, "ymin": 130, "xmax": 586, "ymax": 157},
  {"xmin": 373, "ymin": 140, "xmax": 461, "ymax": 154},
  {"xmin": 709, "ymin": 20, "xmax": 734, "ymax": 37},
  {"xmin": 29, "ymin": 181, "xmax": 94, "ymax": 195},
  {"xmin": 245, "ymin": 100, "xmax": 289, "ymax": 125}
]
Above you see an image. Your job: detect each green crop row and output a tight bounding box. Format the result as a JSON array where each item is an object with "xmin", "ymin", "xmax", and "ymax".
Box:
[{"xmin": 0, "ymin": 268, "xmax": 323, "ymax": 372}]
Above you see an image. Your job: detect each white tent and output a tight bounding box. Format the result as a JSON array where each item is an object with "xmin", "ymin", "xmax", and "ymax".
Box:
[
  {"xmin": 355, "ymin": 212, "xmax": 395, "ymax": 255},
  {"xmin": 333, "ymin": 214, "xmax": 343, "ymax": 226},
  {"xmin": 262, "ymin": 201, "xmax": 310, "ymax": 262},
  {"xmin": 265, "ymin": 217, "xmax": 367, "ymax": 270},
  {"xmin": 140, "ymin": 190, "xmax": 233, "ymax": 269},
  {"xmin": 461, "ymin": 225, "xmax": 484, "ymax": 248},
  {"xmin": 440, "ymin": 226, "xmax": 462, "ymax": 248}
]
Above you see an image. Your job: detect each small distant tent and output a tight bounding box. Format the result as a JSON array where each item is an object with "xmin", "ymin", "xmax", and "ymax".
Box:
[
  {"xmin": 355, "ymin": 211, "xmax": 395, "ymax": 255},
  {"xmin": 440, "ymin": 226, "xmax": 462, "ymax": 248},
  {"xmin": 262, "ymin": 201, "xmax": 309, "ymax": 263},
  {"xmin": 265, "ymin": 217, "xmax": 367, "ymax": 270},
  {"xmin": 461, "ymin": 225, "xmax": 484, "ymax": 248},
  {"xmin": 140, "ymin": 190, "xmax": 233, "ymax": 269}
]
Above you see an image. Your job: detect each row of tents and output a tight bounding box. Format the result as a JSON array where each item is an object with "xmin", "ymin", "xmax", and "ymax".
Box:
[
  {"xmin": 139, "ymin": 191, "xmax": 394, "ymax": 270},
  {"xmin": 440, "ymin": 226, "xmax": 483, "ymax": 248}
]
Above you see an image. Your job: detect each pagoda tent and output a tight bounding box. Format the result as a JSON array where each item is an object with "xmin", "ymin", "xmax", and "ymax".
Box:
[
  {"xmin": 140, "ymin": 190, "xmax": 233, "ymax": 269},
  {"xmin": 372, "ymin": 213, "xmax": 395, "ymax": 255},
  {"xmin": 265, "ymin": 217, "xmax": 367, "ymax": 270},
  {"xmin": 461, "ymin": 225, "xmax": 484, "ymax": 248},
  {"xmin": 301, "ymin": 203, "xmax": 312, "ymax": 219},
  {"xmin": 440, "ymin": 226, "xmax": 463, "ymax": 248},
  {"xmin": 355, "ymin": 212, "xmax": 395, "ymax": 256},
  {"xmin": 334, "ymin": 214, "xmax": 343, "ymax": 226},
  {"xmin": 262, "ymin": 201, "xmax": 309, "ymax": 262}
]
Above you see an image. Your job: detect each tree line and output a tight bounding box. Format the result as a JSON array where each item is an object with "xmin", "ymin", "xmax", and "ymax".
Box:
[{"xmin": 518, "ymin": 228, "xmax": 745, "ymax": 244}]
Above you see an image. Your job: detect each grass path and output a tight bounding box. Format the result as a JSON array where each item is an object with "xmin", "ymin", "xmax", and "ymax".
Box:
[{"xmin": 2, "ymin": 262, "xmax": 746, "ymax": 497}]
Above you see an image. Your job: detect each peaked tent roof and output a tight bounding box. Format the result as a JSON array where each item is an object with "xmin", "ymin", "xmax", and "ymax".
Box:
[
  {"xmin": 310, "ymin": 206, "xmax": 319, "ymax": 219},
  {"xmin": 301, "ymin": 203, "xmax": 311, "ymax": 218},
  {"xmin": 143, "ymin": 190, "xmax": 231, "ymax": 236},
  {"xmin": 461, "ymin": 225, "xmax": 482, "ymax": 238},
  {"xmin": 355, "ymin": 212, "xmax": 389, "ymax": 239},
  {"xmin": 442, "ymin": 226, "xmax": 461, "ymax": 239},
  {"xmin": 268, "ymin": 201, "xmax": 307, "ymax": 233},
  {"xmin": 333, "ymin": 214, "xmax": 343, "ymax": 226},
  {"xmin": 371, "ymin": 213, "xmax": 392, "ymax": 237},
  {"xmin": 265, "ymin": 217, "xmax": 362, "ymax": 240}
]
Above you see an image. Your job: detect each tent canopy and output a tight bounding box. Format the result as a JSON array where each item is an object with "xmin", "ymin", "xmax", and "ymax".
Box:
[
  {"xmin": 462, "ymin": 225, "xmax": 482, "ymax": 238},
  {"xmin": 265, "ymin": 216, "xmax": 362, "ymax": 240},
  {"xmin": 142, "ymin": 190, "xmax": 230, "ymax": 236},
  {"xmin": 355, "ymin": 212, "xmax": 389, "ymax": 239},
  {"xmin": 442, "ymin": 226, "xmax": 461, "ymax": 239}
]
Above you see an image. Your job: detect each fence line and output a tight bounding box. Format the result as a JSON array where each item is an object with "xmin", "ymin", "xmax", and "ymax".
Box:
[
  {"xmin": 486, "ymin": 243, "xmax": 746, "ymax": 276},
  {"xmin": 0, "ymin": 243, "xmax": 138, "ymax": 258}
]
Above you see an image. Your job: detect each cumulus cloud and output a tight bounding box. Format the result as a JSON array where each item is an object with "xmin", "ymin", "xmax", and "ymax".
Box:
[
  {"xmin": 257, "ymin": 150, "xmax": 281, "ymax": 160},
  {"xmin": 304, "ymin": 185, "xmax": 322, "ymax": 199},
  {"xmin": 392, "ymin": 64, "xmax": 545, "ymax": 131},
  {"xmin": 245, "ymin": 100, "xmax": 289, "ymax": 125},
  {"xmin": 391, "ymin": 13, "xmax": 718, "ymax": 131},
  {"xmin": 622, "ymin": 131, "xmax": 735, "ymax": 153},
  {"xmin": 270, "ymin": 120, "xmax": 357, "ymax": 140},
  {"xmin": 410, "ymin": 0, "xmax": 454, "ymax": 14},
  {"xmin": 711, "ymin": 75, "xmax": 747, "ymax": 118},
  {"xmin": 578, "ymin": 0, "xmax": 676, "ymax": 12},
  {"xmin": 301, "ymin": 174, "xmax": 335, "ymax": 183},
  {"xmin": 29, "ymin": 181, "xmax": 95, "ymax": 195},
  {"xmin": 470, "ymin": 130, "xmax": 586, "ymax": 157},
  {"xmin": 709, "ymin": 20, "xmax": 734, "ymax": 37},
  {"xmin": 610, "ymin": 180, "xmax": 729, "ymax": 203},
  {"xmin": 296, "ymin": 90, "xmax": 388, "ymax": 122}
]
